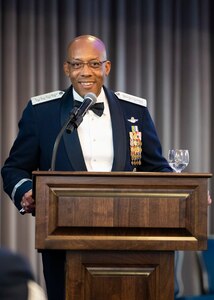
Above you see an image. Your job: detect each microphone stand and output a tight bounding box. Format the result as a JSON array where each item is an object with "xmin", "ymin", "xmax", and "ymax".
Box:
[
  {"xmin": 50, "ymin": 107, "xmax": 82, "ymax": 171},
  {"xmin": 50, "ymin": 92, "xmax": 97, "ymax": 171}
]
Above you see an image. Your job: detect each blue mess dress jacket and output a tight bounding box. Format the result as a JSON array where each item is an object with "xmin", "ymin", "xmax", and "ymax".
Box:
[{"xmin": 1, "ymin": 85, "xmax": 172, "ymax": 211}]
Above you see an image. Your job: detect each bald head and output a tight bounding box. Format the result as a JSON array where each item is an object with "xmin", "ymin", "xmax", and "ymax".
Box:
[{"xmin": 66, "ymin": 35, "xmax": 107, "ymax": 61}]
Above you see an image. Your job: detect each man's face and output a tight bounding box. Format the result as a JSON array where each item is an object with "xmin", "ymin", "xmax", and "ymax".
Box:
[{"xmin": 64, "ymin": 38, "xmax": 111, "ymax": 97}]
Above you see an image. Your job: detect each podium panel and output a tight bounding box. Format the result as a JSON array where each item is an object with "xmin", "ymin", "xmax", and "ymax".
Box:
[
  {"xmin": 66, "ymin": 250, "xmax": 174, "ymax": 300},
  {"xmin": 33, "ymin": 171, "xmax": 211, "ymax": 299}
]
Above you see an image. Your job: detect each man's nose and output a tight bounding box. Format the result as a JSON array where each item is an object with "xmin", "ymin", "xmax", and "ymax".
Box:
[{"xmin": 80, "ymin": 63, "xmax": 93, "ymax": 75}]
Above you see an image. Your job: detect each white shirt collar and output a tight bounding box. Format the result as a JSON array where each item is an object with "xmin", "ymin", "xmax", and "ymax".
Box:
[
  {"xmin": 73, "ymin": 88, "xmax": 105, "ymax": 104},
  {"xmin": 72, "ymin": 88, "xmax": 109, "ymax": 115}
]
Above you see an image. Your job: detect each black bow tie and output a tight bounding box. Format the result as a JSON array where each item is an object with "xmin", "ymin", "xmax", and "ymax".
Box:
[{"xmin": 73, "ymin": 100, "xmax": 104, "ymax": 117}]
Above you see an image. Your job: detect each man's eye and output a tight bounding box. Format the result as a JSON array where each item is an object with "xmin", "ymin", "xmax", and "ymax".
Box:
[
  {"xmin": 72, "ymin": 62, "xmax": 82, "ymax": 68},
  {"xmin": 90, "ymin": 61, "xmax": 101, "ymax": 68}
]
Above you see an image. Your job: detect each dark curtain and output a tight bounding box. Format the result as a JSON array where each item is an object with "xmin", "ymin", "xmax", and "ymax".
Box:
[{"xmin": 0, "ymin": 0, "xmax": 213, "ymax": 296}]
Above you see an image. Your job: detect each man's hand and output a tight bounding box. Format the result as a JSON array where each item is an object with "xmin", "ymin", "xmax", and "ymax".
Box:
[{"xmin": 20, "ymin": 189, "xmax": 35, "ymax": 213}]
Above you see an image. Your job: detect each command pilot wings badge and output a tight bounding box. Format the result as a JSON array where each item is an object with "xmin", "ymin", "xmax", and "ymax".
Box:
[{"xmin": 128, "ymin": 117, "xmax": 138, "ymax": 123}]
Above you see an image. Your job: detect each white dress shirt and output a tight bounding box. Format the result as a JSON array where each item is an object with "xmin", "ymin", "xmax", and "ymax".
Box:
[{"xmin": 73, "ymin": 88, "xmax": 113, "ymax": 171}]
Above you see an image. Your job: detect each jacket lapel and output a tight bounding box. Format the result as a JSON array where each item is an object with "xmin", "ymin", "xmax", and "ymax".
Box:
[
  {"xmin": 103, "ymin": 87, "xmax": 127, "ymax": 171},
  {"xmin": 60, "ymin": 87, "xmax": 87, "ymax": 171}
]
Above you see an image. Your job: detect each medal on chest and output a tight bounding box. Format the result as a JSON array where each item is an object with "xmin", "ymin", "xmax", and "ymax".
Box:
[{"xmin": 129, "ymin": 125, "xmax": 142, "ymax": 165}]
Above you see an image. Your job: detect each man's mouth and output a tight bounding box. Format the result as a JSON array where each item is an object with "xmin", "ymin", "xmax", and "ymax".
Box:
[{"xmin": 80, "ymin": 82, "xmax": 94, "ymax": 88}]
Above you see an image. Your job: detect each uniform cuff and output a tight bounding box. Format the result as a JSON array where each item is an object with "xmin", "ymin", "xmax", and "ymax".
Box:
[{"xmin": 13, "ymin": 180, "xmax": 33, "ymax": 211}]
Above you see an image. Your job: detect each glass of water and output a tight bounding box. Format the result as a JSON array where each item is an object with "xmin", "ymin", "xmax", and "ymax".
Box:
[{"xmin": 168, "ymin": 149, "xmax": 189, "ymax": 173}]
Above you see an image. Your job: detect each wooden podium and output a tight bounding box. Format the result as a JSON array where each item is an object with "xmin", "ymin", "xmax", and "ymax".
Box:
[{"xmin": 33, "ymin": 171, "xmax": 211, "ymax": 300}]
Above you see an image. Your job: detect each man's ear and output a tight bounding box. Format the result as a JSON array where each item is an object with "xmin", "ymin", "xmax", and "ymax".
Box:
[
  {"xmin": 63, "ymin": 62, "xmax": 70, "ymax": 77},
  {"xmin": 104, "ymin": 61, "xmax": 111, "ymax": 76}
]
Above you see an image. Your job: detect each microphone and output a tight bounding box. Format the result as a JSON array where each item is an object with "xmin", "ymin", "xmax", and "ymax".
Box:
[
  {"xmin": 50, "ymin": 92, "xmax": 97, "ymax": 170},
  {"xmin": 66, "ymin": 92, "xmax": 97, "ymax": 132},
  {"xmin": 76, "ymin": 92, "xmax": 97, "ymax": 119}
]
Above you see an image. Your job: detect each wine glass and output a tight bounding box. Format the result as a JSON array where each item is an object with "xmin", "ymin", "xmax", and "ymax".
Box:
[{"xmin": 168, "ymin": 149, "xmax": 189, "ymax": 173}]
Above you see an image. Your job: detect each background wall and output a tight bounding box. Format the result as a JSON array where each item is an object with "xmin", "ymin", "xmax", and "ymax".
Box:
[{"xmin": 0, "ymin": 0, "xmax": 214, "ymax": 296}]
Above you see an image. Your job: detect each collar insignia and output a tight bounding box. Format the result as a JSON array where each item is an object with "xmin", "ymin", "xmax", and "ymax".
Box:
[
  {"xmin": 115, "ymin": 91, "xmax": 147, "ymax": 107},
  {"xmin": 31, "ymin": 90, "xmax": 65, "ymax": 105}
]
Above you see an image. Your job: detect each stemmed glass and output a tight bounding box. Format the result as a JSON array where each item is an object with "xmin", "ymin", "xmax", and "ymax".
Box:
[{"xmin": 168, "ymin": 149, "xmax": 189, "ymax": 173}]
